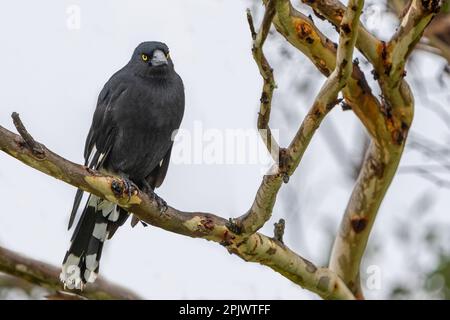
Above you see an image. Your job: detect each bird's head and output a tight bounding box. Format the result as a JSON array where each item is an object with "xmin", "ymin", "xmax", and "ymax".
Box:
[{"xmin": 129, "ymin": 41, "xmax": 174, "ymax": 77}]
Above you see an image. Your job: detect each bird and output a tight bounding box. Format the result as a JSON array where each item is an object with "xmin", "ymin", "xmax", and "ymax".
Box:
[{"xmin": 60, "ymin": 41, "xmax": 185, "ymax": 290}]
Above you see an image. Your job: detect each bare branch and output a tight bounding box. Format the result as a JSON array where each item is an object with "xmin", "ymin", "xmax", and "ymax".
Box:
[
  {"xmin": 268, "ymin": 0, "xmax": 387, "ymax": 140},
  {"xmin": 388, "ymin": 0, "xmax": 441, "ymax": 84},
  {"xmin": 3, "ymin": 0, "xmax": 435, "ymax": 300},
  {"xmin": 11, "ymin": 112, "xmax": 44, "ymax": 158},
  {"xmin": 301, "ymin": 0, "xmax": 381, "ymax": 66},
  {"xmin": 232, "ymin": 3, "xmax": 284, "ymax": 236},
  {"xmin": 237, "ymin": 0, "xmax": 364, "ymax": 242},
  {"xmin": 285, "ymin": 0, "xmax": 364, "ymax": 175},
  {"xmin": 268, "ymin": 0, "xmax": 415, "ymax": 299},
  {"xmin": 237, "ymin": 174, "xmax": 284, "ymax": 235},
  {"xmin": 0, "ymin": 117, "xmax": 355, "ymax": 300},
  {"xmin": 0, "ymin": 246, "xmax": 140, "ymax": 300},
  {"xmin": 248, "ymin": 2, "xmax": 281, "ymax": 162},
  {"xmin": 236, "ymin": 0, "xmax": 363, "ymax": 236}
]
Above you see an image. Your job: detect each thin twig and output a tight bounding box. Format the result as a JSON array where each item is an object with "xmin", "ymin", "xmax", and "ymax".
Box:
[
  {"xmin": 246, "ymin": 9, "xmax": 257, "ymax": 40},
  {"xmin": 235, "ymin": 2, "xmax": 283, "ymax": 235},
  {"xmin": 248, "ymin": 1, "xmax": 280, "ymax": 163},
  {"xmin": 11, "ymin": 112, "xmax": 45, "ymax": 158}
]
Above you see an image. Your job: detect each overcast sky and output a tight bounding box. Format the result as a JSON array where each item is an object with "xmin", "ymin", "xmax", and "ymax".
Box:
[{"xmin": 0, "ymin": 0, "xmax": 449, "ymax": 299}]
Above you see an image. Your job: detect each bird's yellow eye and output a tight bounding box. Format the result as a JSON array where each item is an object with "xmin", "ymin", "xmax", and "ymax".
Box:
[
  {"xmin": 141, "ymin": 54, "xmax": 148, "ymax": 61},
  {"xmin": 166, "ymin": 53, "xmax": 170, "ymax": 59}
]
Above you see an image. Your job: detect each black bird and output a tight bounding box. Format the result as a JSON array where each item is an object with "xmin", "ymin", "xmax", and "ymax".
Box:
[{"xmin": 60, "ymin": 42, "xmax": 185, "ymax": 289}]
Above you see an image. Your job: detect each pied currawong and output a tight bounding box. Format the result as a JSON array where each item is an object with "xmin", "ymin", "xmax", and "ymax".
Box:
[{"xmin": 60, "ymin": 42, "xmax": 185, "ymax": 290}]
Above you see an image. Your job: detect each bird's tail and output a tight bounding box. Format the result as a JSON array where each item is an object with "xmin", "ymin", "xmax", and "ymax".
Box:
[{"xmin": 60, "ymin": 195, "xmax": 127, "ymax": 290}]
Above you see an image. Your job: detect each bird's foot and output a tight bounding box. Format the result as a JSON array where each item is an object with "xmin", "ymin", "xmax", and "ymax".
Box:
[
  {"xmin": 111, "ymin": 178, "xmax": 137, "ymax": 203},
  {"xmin": 140, "ymin": 181, "xmax": 167, "ymax": 214}
]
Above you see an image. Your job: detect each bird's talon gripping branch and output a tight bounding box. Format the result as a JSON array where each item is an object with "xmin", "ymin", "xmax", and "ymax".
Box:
[
  {"xmin": 111, "ymin": 180, "xmax": 122, "ymax": 197},
  {"xmin": 111, "ymin": 179, "xmax": 137, "ymax": 202},
  {"xmin": 123, "ymin": 179, "xmax": 134, "ymax": 202}
]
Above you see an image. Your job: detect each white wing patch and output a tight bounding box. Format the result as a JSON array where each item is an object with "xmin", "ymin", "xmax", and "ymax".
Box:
[
  {"xmin": 87, "ymin": 144, "xmax": 106, "ymax": 169},
  {"xmin": 87, "ymin": 145, "xmax": 97, "ymax": 165}
]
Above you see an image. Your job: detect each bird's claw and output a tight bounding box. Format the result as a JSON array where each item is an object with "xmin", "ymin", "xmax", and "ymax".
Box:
[
  {"xmin": 111, "ymin": 178, "xmax": 137, "ymax": 203},
  {"xmin": 226, "ymin": 218, "xmax": 242, "ymax": 235},
  {"xmin": 148, "ymin": 189, "xmax": 167, "ymax": 214},
  {"xmin": 123, "ymin": 179, "xmax": 133, "ymax": 202}
]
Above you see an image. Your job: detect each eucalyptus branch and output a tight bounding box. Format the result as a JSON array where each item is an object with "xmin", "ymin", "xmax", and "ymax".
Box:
[
  {"xmin": 263, "ymin": 0, "xmax": 432, "ymax": 299},
  {"xmin": 0, "ymin": 246, "xmax": 140, "ymax": 300},
  {"xmin": 236, "ymin": 0, "xmax": 363, "ymax": 236},
  {"xmin": 0, "ymin": 115, "xmax": 354, "ymax": 300},
  {"xmin": 301, "ymin": 0, "xmax": 381, "ymax": 65},
  {"xmin": 328, "ymin": 0, "xmax": 440, "ymax": 298},
  {"xmin": 269, "ymin": 0, "xmax": 387, "ymax": 139},
  {"xmin": 247, "ymin": 2, "xmax": 281, "ymax": 162},
  {"xmin": 234, "ymin": 2, "xmax": 285, "ymax": 236},
  {"xmin": 286, "ymin": 0, "xmax": 364, "ymax": 175}
]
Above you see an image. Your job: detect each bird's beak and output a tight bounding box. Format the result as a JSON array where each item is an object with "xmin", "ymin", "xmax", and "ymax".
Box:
[{"xmin": 151, "ymin": 49, "xmax": 168, "ymax": 66}]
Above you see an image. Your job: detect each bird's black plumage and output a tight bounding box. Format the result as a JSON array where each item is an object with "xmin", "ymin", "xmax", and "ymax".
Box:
[{"xmin": 61, "ymin": 42, "xmax": 184, "ymax": 289}]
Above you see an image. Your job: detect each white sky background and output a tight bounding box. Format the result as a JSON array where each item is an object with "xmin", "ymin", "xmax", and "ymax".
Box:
[{"xmin": 0, "ymin": 0, "xmax": 449, "ymax": 299}]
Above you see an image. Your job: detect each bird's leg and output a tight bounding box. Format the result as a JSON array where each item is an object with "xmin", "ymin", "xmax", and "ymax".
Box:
[{"xmin": 141, "ymin": 180, "xmax": 168, "ymax": 214}]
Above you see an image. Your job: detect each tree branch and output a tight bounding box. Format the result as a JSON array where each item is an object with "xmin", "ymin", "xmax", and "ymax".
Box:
[
  {"xmin": 0, "ymin": 0, "xmax": 439, "ymax": 301},
  {"xmin": 328, "ymin": 0, "xmax": 440, "ymax": 298},
  {"xmin": 267, "ymin": 0, "xmax": 387, "ymax": 140},
  {"xmin": 388, "ymin": 0, "xmax": 441, "ymax": 82},
  {"xmin": 259, "ymin": 0, "xmax": 437, "ymax": 298},
  {"xmin": 235, "ymin": 0, "xmax": 363, "ymax": 236},
  {"xmin": 301, "ymin": 0, "xmax": 381, "ymax": 66},
  {"xmin": 233, "ymin": 3, "xmax": 285, "ymax": 235},
  {"xmin": 286, "ymin": 0, "xmax": 364, "ymax": 175},
  {"xmin": 11, "ymin": 112, "xmax": 44, "ymax": 158},
  {"xmin": 0, "ymin": 116, "xmax": 354, "ymax": 300},
  {"xmin": 247, "ymin": 2, "xmax": 281, "ymax": 162},
  {"xmin": 0, "ymin": 246, "xmax": 140, "ymax": 300}
]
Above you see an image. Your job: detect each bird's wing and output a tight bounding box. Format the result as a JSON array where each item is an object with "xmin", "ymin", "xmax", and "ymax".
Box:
[
  {"xmin": 68, "ymin": 83, "xmax": 126, "ymax": 230},
  {"xmin": 146, "ymin": 143, "xmax": 174, "ymax": 189}
]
